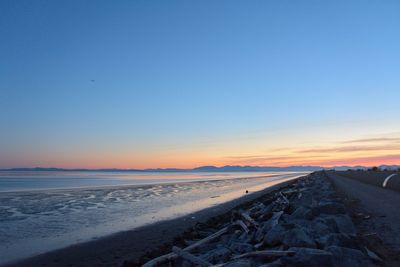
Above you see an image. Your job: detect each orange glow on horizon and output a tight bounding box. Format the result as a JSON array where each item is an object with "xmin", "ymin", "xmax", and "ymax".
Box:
[{"xmin": 2, "ymin": 133, "xmax": 399, "ymax": 169}]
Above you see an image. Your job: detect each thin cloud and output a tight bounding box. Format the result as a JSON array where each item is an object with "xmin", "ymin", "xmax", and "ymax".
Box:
[
  {"xmin": 225, "ymin": 155, "xmax": 274, "ymax": 160},
  {"xmin": 342, "ymin": 137, "xmax": 400, "ymax": 144},
  {"xmin": 298, "ymin": 144, "xmax": 400, "ymax": 153},
  {"xmin": 224, "ymin": 154, "xmax": 329, "ymax": 166}
]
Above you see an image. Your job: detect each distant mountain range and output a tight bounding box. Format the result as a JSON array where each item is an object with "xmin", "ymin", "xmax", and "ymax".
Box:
[{"xmin": 1, "ymin": 165, "xmax": 399, "ymax": 172}]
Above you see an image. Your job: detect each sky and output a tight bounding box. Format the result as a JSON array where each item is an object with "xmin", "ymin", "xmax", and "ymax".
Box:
[{"xmin": 1, "ymin": 0, "xmax": 400, "ymax": 169}]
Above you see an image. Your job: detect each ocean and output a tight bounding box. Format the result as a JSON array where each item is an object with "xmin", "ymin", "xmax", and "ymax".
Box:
[{"xmin": 0, "ymin": 170, "xmax": 306, "ymax": 264}]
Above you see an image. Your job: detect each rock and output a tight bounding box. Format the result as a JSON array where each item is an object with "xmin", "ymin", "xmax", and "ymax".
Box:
[
  {"xmin": 250, "ymin": 203, "xmax": 273, "ymax": 221},
  {"xmin": 144, "ymin": 174, "xmax": 371, "ymax": 267},
  {"xmin": 322, "ymin": 215, "xmax": 357, "ymax": 235},
  {"xmin": 238, "ymin": 231, "xmax": 250, "ymax": 242},
  {"xmin": 317, "ymin": 233, "xmax": 358, "ymax": 249},
  {"xmin": 223, "ymin": 259, "xmax": 254, "ymax": 267},
  {"xmin": 282, "ymin": 228, "xmax": 317, "ymax": 248},
  {"xmin": 228, "ymin": 242, "xmax": 253, "ymax": 254},
  {"xmin": 255, "ymin": 223, "xmax": 267, "ymax": 243},
  {"xmin": 291, "ymin": 206, "xmax": 313, "ymax": 220},
  {"xmin": 326, "ymin": 246, "xmax": 375, "ymax": 267},
  {"xmin": 258, "ymin": 260, "xmax": 282, "ymax": 267},
  {"xmin": 311, "ymin": 217, "xmax": 335, "ymax": 236},
  {"xmin": 365, "ymin": 247, "xmax": 383, "ymax": 262},
  {"xmin": 181, "ymin": 259, "xmax": 192, "ymax": 267},
  {"xmin": 264, "ymin": 224, "xmax": 286, "ymax": 246},
  {"xmin": 294, "ymin": 191, "xmax": 314, "ymax": 207},
  {"xmin": 255, "ymin": 211, "xmax": 284, "ymax": 242},
  {"xmin": 281, "ymin": 247, "xmax": 333, "ymax": 267},
  {"xmin": 220, "ymin": 234, "xmax": 232, "ymax": 245},
  {"xmin": 258, "ymin": 204, "xmax": 273, "ymax": 219},
  {"xmin": 204, "ymin": 247, "xmax": 232, "ymax": 263},
  {"xmin": 249, "ymin": 204, "xmax": 263, "ymax": 218}
]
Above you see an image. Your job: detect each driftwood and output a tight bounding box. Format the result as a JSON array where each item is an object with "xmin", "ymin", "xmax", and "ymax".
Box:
[
  {"xmin": 282, "ymin": 189, "xmax": 297, "ymax": 195},
  {"xmin": 254, "ymin": 241, "xmax": 264, "ymax": 249},
  {"xmin": 270, "ymin": 211, "xmax": 283, "ymax": 228},
  {"xmin": 365, "ymin": 247, "xmax": 383, "ymax": 262},
  {"xmin": 363, "ymin": 232, "xmax": 377, "ymax": 237},
  {"xmin": 279, "ymin": 192, "xmax": 289, "ymax": 204},
  {"xmin": 142, "ymin": 251, "xmax": 177, "ymax": 267},
  {"xmin": 172, "ymin": 246, "xmax": 212, "ymax": 266},
  {"xmin": 240, "ymin": 212, "xmax": 259, "ymax": 228},
  {"xmin": 233, "ymin": 250, "xmax": 295, "ymax": 259},
  {"xmin": 142, "ymin": 225, "xmax": 232, "ymax": 267},
  {"xmin": 235, "ymin": 220, "xmax": 249, "ymax": 233},
  {"xmin": 143, "ymin": 174, "xmax": 360, "ymax": 267}
]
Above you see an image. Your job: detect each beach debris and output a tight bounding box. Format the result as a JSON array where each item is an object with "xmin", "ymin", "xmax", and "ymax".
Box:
[
  {"xmin": 172, "ymin": 246, "xmax": 212, "ymax": 266},
  {"xmin": 326, "ymin": 246, "xmax": 374, "ymax": 267},
  {"xmin": 362, "ymin": 232, "xmax": 378, "ymax": 237},
  {"xmin": 142, "ymin": 226, "xmax": 231, "ymax": 267},
  {"xmin": 204, "ymin": 247, "xmax": 232, "ymax": 263},
  {"xmin": 279, "ymin": 192, "xmax": 289, "ymax": 204},
  {"xmin": 233, "ymin": 250, "xmax": 295, "ymax": 259},
  {"xmin": 141, "ymin": 172, "xmax": 377, "ymax": 267},
  {"xmin": 228, "ymin": 242, "xmax": 253, "ymax": 254},
  {"xmin": 364, "ymin": 247, "xmax": 383, "ymax": 262},
  {"xmin": 240, "ymin": 212, "xmax": 259, "ymax": 228},
  {"xmin": 280, "ymin": 247, "xmax": 333, "ymax": 267},
  {"xmin": 235, "ymin": 220, "xmax": 249, "ymax": 234},
  {"xmin": 269, "ymin": 211, "xmax": 283, "ymax": 228}
]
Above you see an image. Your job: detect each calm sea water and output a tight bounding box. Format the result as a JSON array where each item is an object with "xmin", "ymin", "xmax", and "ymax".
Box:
[{"xmin": 0, "ymin": 171, "xmax": 307, "ymax": 264}]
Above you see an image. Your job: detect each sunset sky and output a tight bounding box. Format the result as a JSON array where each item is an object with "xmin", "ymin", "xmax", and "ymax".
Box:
[{"xmin": 1, "ymin": 1, "xmax": 400, "ymax": 169}]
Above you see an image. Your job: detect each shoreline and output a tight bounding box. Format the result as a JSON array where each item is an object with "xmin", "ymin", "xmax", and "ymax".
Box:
[
  {"xmin": 4, "ymin": 178, "xmax": 301, "ymax": 267},
  {"xmin": 0, "ymin": 172, "xmax": 299, "ymax": 193},
  {"xmin": 139, "ymin": 171, "xmax": 381, "ymax": 267}
]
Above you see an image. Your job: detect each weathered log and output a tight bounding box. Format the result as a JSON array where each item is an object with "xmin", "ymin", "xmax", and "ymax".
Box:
[
  {"xmin": 240, "ymin": 212, "xmax": 259, "ymax": 228},
  {"xmin": 362, "ymin": 232, "xmax": 377, "ymax": 237},
  {"xmin": 282, "ymin": 189, "xmax": 297, "ymax": 195},
  {"xmin": 270, "ymin": 211, "xmax": 283, "ymax": 228},
  {"xmin": 235, "ymin": 220, "xmax": 249, "ymax": 234},
  {"xmin": 279, "ymin": 192, "xmax": 289, "ymax": 204},
  {"xmin": 142, "ymin": 226, "xmax": 232, "ymax": 267},
  {"xmin": 172, "ymin": 246, "xmax": 212, "ymax": 266},
  {"xmin": 233, "ymin": 250, "xmax": 295, "ymax": 259},
  {"xmin": 365, "ymin": 247, "xmax": 383, "ymax": 262},
  {"xmin": 254, "ymin": 241, "xmax": 264, "ymax": 249}
]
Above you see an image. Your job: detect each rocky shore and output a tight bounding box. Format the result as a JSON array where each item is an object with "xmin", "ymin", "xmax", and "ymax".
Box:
[{"xmin": 139, "ymin": 172, "xmax": 379, "ymax": 267}]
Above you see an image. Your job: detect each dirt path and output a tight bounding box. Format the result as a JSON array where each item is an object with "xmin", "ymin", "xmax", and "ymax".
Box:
[{"xmin": 328, "ymin": 172, "xmax": 400, "ymax": 266}]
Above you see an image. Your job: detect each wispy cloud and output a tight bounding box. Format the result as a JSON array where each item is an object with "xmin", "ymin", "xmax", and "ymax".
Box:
[
  {"xmin": 224, "ymin": 153, "xmax": 400, "ymax": 167},
  {"xmin": 342, "ymin": 137, "xmax": 400, "ymax": 144},
  {"xmin": 298, "ymin": 144, "xmax": 400, "ymax": 153},
  {"xmin": 224, "ymin": 154, "xmax": 329, "ymax": 166},
  {"xmin": 219, "ymin": 133, "xmax": 400, "ymax": 167}
]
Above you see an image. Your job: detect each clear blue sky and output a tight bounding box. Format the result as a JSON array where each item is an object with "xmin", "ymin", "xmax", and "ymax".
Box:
[{"xmin": 1, "ymin": 0, "xmax": 400, "ymax": 168}]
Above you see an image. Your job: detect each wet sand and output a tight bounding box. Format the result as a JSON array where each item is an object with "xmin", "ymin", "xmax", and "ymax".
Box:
[{"xmin": 4, "ymin": 179, "xmax": 299, "ymax": 267}]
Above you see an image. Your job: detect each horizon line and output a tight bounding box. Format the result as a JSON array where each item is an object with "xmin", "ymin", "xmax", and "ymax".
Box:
[{"xmin": 1, "ymin": 164, "xmax": 398, "ymax": 171}]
